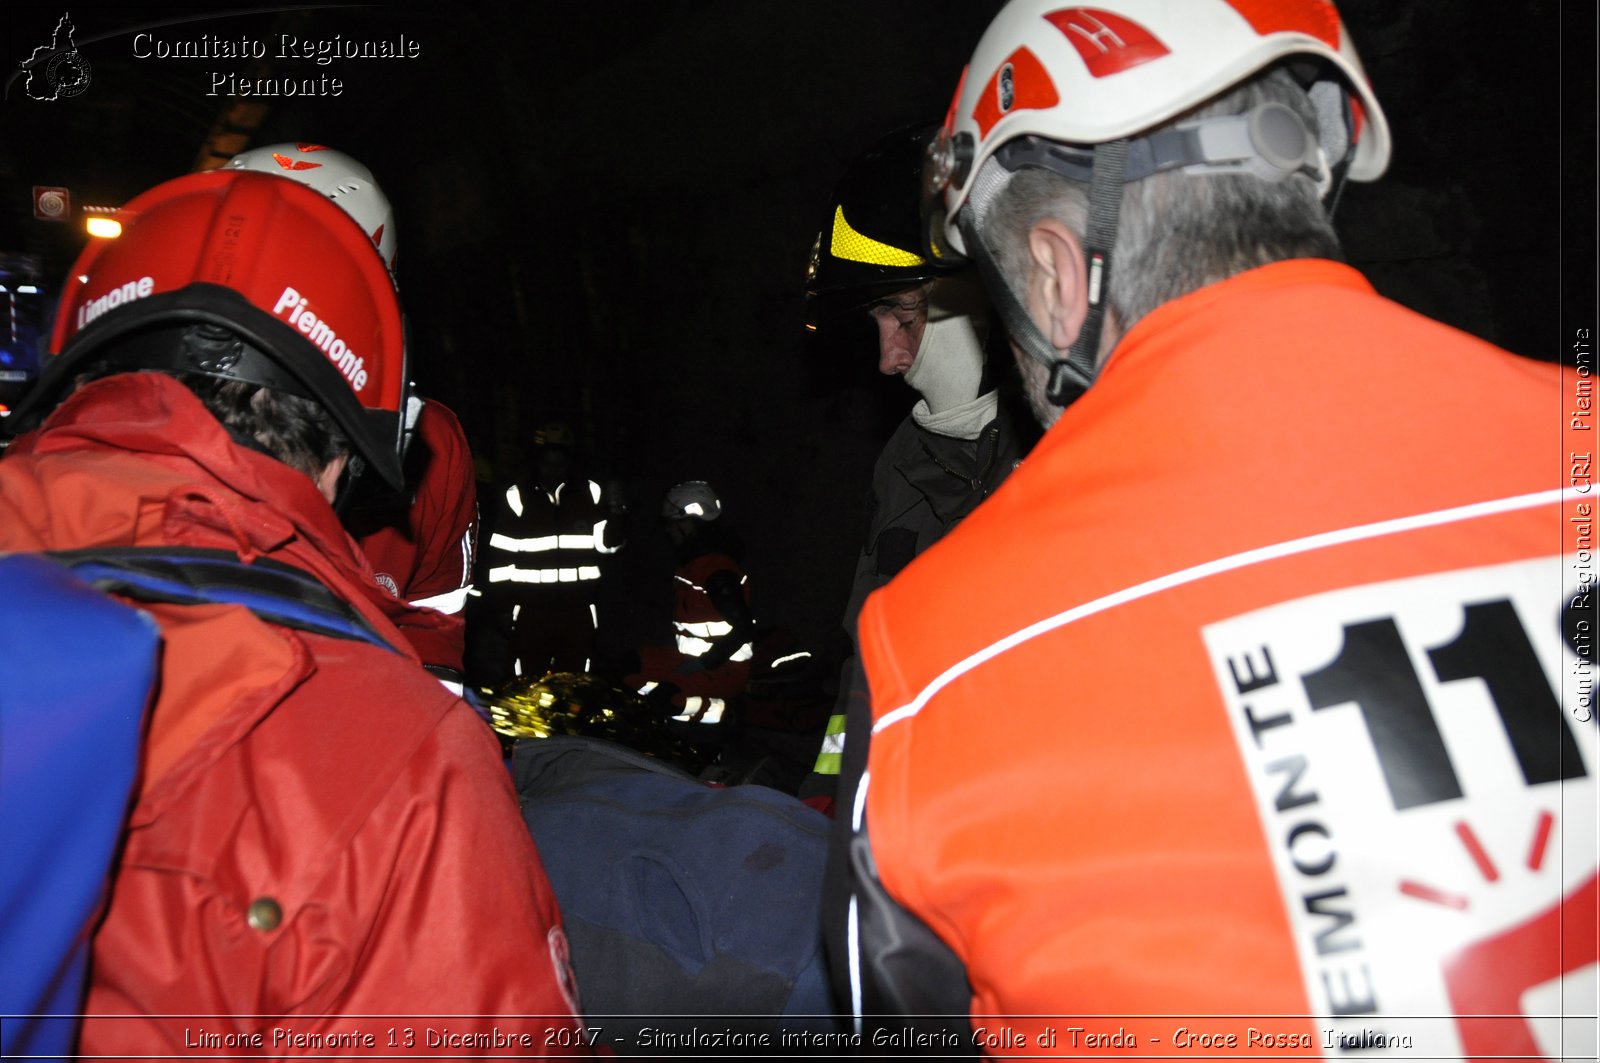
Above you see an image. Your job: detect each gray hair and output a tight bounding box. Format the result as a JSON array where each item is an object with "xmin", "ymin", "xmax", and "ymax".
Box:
[{"xmin": 980, "ymin": 67, "xmax": 1343, "ymax": 335}]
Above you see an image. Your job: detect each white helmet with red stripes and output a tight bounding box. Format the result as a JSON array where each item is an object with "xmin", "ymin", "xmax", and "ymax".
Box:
[
  {"xmin": 662, "ymin": 481, "xmax": 723, "ymax": 523},
  {"xmin": 225, "ymin": 143, "xmax": 397, "ymax": 272},
  {"xmin": 926, "ymin": 0, "xmax": 1391, "ymax": 259}
]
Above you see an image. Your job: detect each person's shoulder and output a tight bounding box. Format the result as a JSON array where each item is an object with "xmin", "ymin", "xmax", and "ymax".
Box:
[
  {"xmin": 295, "ymin": 643, "xmax": 507, "ymax": 790},
  {"xmin": 417, "ymin": 398, "xmax": 467, "ymax": 435},
  {"xmin": 871, "ymin": 413, "xmax": 928, "ymax": 472},
  {"xmin": 415, "ymin": 697, "xmax": 514, "ymax": 775},
  {"xmin": 683, "ymin": 548, "xmax": 743, "ymax": 578},
  {"xmin": 887, "ymin": 412, "xmax": 924, "ymax": 445},
  {"xmin": 292, "ymin": 622, "xmax": 457, "ymax": 704}
]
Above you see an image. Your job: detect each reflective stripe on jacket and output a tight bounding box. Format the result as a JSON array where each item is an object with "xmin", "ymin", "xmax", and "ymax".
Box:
[
  {"xmin": 484, "ymin": 480, "xmax": 617, "ymax": 587},
  {"xmin": 673, "ymin": 552, "xmax": 753, "ymax": 662}
]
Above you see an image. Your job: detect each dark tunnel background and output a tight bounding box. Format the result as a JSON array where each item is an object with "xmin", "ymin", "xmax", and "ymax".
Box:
[{"xmin": 2, "ymin": 1, "xmax": 1595, "ymax": 667}]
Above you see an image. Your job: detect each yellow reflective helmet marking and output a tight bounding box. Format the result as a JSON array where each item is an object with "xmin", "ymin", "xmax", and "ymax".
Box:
[{"xmin": 829, "ymin": 205, "xmax": 925, "ymax": 268}]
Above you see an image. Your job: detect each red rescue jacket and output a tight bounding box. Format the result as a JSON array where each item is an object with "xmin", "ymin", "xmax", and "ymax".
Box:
[
  {"xmin": 349, "ymin": 399, "xmax": 479, "ymax": 674},
  {"xmin": 0, "ymin": 375, "xmax": 592, "ymax": 1054}
]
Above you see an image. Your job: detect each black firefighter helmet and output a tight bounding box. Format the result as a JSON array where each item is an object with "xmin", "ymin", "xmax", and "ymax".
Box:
[{"xmin": 804, "ymin": 123, "xmax": 954, "ymax": 331}]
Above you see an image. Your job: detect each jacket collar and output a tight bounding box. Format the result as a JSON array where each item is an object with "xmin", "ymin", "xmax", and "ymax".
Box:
[{"xmin": 12, "ymin": 373, "xmax": 420, "ymax": 645}]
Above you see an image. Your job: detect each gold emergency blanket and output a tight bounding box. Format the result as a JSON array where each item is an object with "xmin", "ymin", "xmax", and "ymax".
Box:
[{"xmin": 482, "ymin": 671, "xmax": 714, "ymax": 773}]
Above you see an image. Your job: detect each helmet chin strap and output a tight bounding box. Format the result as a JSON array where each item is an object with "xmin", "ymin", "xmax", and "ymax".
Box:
[
  {"xmin": 952, "ymin": 94, "xmax": 1342, "ymax": 410},
  {"xmin": 960, "ymin": 218, "xmax": 1065, "ymax": 390},
  {"xmin": 1053, "ymin": 138, "xmax": 1128, "ymax": 405},
  {"xmin": 330, "ymin": 452, "xmax": 368, "ymax": 515},
  {"xmin": 958, "ymin": 139, "xmax": 1130, "ymax": 409}
]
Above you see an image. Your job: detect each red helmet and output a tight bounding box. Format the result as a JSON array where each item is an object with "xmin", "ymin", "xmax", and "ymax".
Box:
[{"xmin": 37, "ymin": 169, "xmax": 408, "ymax": 488}]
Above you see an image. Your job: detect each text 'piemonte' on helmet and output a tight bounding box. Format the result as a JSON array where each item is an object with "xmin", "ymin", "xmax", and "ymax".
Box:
[{"xmin": 26, "ymin": 169, "xmax": 410, "ymax": 489}]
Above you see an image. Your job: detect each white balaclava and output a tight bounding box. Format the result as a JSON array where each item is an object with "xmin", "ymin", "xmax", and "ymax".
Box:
[{"xmin": 903, "ymin": 276, "xmax": 996, "ymax": 440}]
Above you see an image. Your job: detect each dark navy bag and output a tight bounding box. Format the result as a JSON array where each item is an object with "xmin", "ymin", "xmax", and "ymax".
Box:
[{"xmin": 513, "ymin": 735, "xmax": 844, "ymax": 1047}]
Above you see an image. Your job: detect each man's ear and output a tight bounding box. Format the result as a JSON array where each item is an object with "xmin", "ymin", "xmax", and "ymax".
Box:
[
  {"xmin": 315, "ymin": 452, "xmax": 350, "ymax": 504},
  {"xmin": 1025, "ymin": 219, "xmax": 1089, "ymax": 354}
]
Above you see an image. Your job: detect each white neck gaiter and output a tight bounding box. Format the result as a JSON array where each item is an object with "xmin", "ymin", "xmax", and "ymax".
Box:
[{"xmin": 903, "ymin": 277, "xmax": 990, "ymax": 438}]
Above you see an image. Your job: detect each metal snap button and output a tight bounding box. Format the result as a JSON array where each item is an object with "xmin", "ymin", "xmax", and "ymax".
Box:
[{"xmin": 247, "ymin": 897, "xmax": 282, "ymax": 932}]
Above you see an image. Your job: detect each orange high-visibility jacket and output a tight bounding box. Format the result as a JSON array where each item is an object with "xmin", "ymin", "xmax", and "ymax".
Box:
[{"xmin": 845, "ymin": 260, "xmax": 1594, "ymax": 1058}]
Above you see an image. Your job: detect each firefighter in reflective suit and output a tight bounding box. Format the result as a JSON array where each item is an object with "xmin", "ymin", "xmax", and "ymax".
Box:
[
  {"xmin": 479, "ymin": 422, "xmax": 625, "ymax": 678},
  {"xmin": 627, "ymin": 481, "xmax": 756, "ymax": 727}
]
